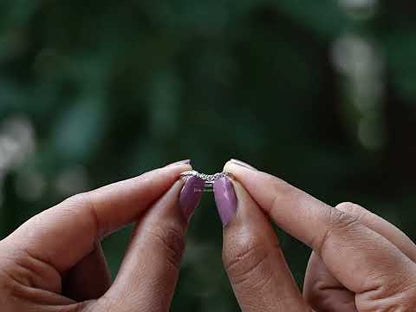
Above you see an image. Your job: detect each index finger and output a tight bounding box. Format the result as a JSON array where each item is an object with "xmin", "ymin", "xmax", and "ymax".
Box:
[
  {"xmin": 224, "ymin": 161, "xmax": 416, "ymax": 294},
  {"xmin": 3, "ymin": 161, "xmax": 191, "ymax": 273}
]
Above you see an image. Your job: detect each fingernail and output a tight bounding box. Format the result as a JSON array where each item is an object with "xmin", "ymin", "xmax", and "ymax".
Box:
[
  {"xmin": 213, "ymin": 177, "xmax": 237, "ymax": 226},
  {"xmin": 179, "ymin": 175, "xmax": 205, "ymax": 221},
  {"xmin": 165, "ymin": 159, "xmax": 191, "ymax": 168},
  {"xmin": 229, "ymin": 159, "xmax": 257, "ymax": 171}
]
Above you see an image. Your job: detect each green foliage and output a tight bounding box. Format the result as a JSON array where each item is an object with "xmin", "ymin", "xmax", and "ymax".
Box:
[{"xmin": 1, "ymin": 1, "xmax": 416, "ymax": 311}]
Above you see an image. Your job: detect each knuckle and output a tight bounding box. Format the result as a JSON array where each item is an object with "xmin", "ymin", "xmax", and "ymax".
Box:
[
  {"xmin": 304, "ymin": 279, "xmax": 329, "ymax": 308},
  {"xmin": 336, "ymin": 202, "xmax": 366, "ymax": 217},
  {"xmin": 361, "ymin": 273, "xmax": 416, "ymax": 311},
  {"xmin": 0, "ymin": 249, "xmax": 62, "ymax": 299},
  {"xmin": 64, "ymin": 191, "xmax": 91, "ymax": 207},
  {"xmin": 0, "ymin": 271, "xmax": 35, "ymax": 303},
  {"xmin": 328, "ymin": 207, "xmax": 360, "ymax": 231},
  {"xmin": 305, "ymin": 279, "xmax": 357, "ymax": 312},
  {"xmin": 146, "ymin": 223, "xmax": 185, "ymax": 269},
  {"xmin": 223, "ymin": 233, "xmax": 275, "ymax": 288},
  {"xmin": 270, "ymin": 180, "xmax": 296, "ymax": 213},
  {"xmin": 316, "ymin": 208, "xmax": 360, "ymax": 255},
  {"xmin": 62, "ymin": 192, "xmax": 101, "ymax": 235}
]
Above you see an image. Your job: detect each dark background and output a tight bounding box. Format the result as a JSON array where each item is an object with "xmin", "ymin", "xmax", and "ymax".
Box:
[{"xmin": 0, "ymin": 0, "xmax": 415, "ymax": 311}]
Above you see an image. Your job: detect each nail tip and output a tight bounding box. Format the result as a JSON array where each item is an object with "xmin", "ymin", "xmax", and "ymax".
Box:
[
  {"xmin": 177, "ymin": 159, "xmax": 191, "ymax": 165},
  {"xmin": 213, "ymin": 176, "xmax": 237, "ymax": 226},
  {"xmin": 179, "ymin": 174, "xmax": 204, "ymax": 222},
  {"xmin": 229, "ymin": 158, "xmax": 257, "ymax": 170},
  {"xmin": 165, "ymin": 159, "xmax": 192, "ymax": 168}
]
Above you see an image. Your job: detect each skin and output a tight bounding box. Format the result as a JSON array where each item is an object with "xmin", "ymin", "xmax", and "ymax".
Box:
[
  {"xmin": 222, "ymin": 161, "xmax": 416, "ymax": 311},
  {"xmin": 0, "ymin": 162, "xmax": 192, "ymax": 312},
  {"xmin": 0, "ymin": 160, "xmax": 415, "ymax": 311}
]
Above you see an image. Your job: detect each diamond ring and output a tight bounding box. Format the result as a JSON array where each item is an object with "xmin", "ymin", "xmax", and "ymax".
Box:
[{"xmin": 180, "ymin": 170, "xmax": 233, "ymax": 190}]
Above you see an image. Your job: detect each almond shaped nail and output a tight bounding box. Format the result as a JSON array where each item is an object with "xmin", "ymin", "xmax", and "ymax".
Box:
[
  {"xmin": 179, "ymin": 175, "xmax": 205, "ymax": 221},
  {"xmin": 213, "ymin": 176, "xmax": 237, "ymax": 226}
]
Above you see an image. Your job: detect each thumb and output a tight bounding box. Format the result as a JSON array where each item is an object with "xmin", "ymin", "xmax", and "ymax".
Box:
[
  {"xmin": 215, "ymin": 177, "xmax": 309, "ymax": 312},
  {"xmin": 98, "ymin": 176, "xmax": 204, "ymax": 312},
  {"xmin": 4, "ymin": 162, "xmax": 191, "ymax": 275}
]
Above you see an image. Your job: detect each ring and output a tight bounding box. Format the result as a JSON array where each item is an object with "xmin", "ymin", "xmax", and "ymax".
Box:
[{"xmin": 180, "ymin": 170, "xmax": 233, "ymax": 190}]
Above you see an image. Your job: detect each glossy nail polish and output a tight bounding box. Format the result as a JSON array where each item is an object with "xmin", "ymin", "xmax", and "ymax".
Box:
[
  {"xmin": 213, "ymin": 177, "xmax": 237, "ymax": 226},
  {"xmin": 179, "ymin": 175, "xmax": 205, "ymax": 221},
  {"xmin": 229, "ymin": 158, "xmax": 257, "ymax": 171}
]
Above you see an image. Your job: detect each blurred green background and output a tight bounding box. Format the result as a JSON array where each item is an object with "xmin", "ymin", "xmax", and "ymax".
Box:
[{"xmin": 0, "ymin": 0, "xmax": 415, "ymax": 310}]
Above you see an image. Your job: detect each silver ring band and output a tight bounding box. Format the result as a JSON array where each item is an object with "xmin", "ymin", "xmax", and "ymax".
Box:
[{"xmin": 180, "ymin": 170, "xmax": 233, "ymax": 189}]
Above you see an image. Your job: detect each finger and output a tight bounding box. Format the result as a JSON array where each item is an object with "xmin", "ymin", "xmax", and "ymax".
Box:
[
  {"xmin": 62, "ymin": 242, "xmax": 111, "ymax": 301},
  {"xmin": 335, "ymin": 202, "xmax": 416, "ymax": 261},
  {"xmin": 4, "ymin": 161, "xmax": 191, "ymax": 275},
  {"xmin": 224, "ymin": 161, "xmax": 416, "ymax": 295},
  {"xmin": 304, "ymin": 202, "xmax": 416, "ymax": 311},
  {"xmin": 304, "ymin": 252, "xmax": 357, "ymax": 312},
  {"xmin": 100, "ymin": 176, "xmax": 204, "ymax": 312},
  {"xmin": 214, "ymin": 177, "xmax": 309, "ymax": 312}
]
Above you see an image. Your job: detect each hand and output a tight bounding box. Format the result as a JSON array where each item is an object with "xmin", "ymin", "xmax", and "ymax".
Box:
[
  {"xmin": 0, "ymin": 160, "xmax": 203, "ymax": 312},
  {"xmin": 213, "ymin": 159, "xmax": 416, "ymax": 311}
]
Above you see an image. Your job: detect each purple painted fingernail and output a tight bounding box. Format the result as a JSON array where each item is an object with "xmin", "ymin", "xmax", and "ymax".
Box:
[
  {"xmin": 229, "ymin": 159, "xmax": 257, "ymax": 171},
  {"xmin": 213, "ymin": 177, "xmax": 237, "ymax": 226},
  {"xmin": 179, "ymin": 176, "xmax": 205, "ymax": 221}
]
